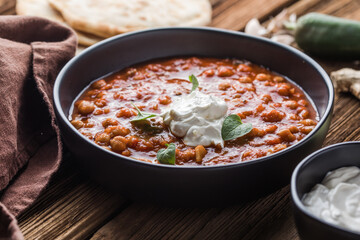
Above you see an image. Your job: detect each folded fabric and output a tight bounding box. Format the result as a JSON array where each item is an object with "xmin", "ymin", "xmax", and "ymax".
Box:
[{"xmin": 0, "ymin": 15, "xmax": 76, "ymax": 239}]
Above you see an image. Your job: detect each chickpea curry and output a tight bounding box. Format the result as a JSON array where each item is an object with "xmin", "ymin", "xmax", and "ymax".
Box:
[{"xmin": 70, "ymin": 57, "xmax": 318, "ymax": 166}]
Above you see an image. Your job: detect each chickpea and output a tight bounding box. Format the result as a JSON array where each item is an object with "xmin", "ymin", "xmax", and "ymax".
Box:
[
  {"xmin": 265, "ymin": 124, "xmax": 278, "ymax": 133},
  {"xmin": 86, "ymin": 89, "xmax": 100, "ymax": 98},
  {"xmin": 145, "ymin": 72, "xmax": 155, "ymax": 78},
  {"xmin": 102, "ymin": 146, "xmax": 111, "ymax": 151},
  {"xmin": 135, "ymin": 139, "xmax": 154, "ymax": 151},
  {"xmin": 298, "ymin": 99, "xmax": 308, "ymax": 107},
  {"xmin": 264, "ymin": 136, "xmax": 282, "ymax": 145},
  {"xmin": 84, "ymin": 121, "xmax": 95, "ymax": 128},
  {"xmin": 126, "ymin": 68, "xmax": 137, "ymax": 77},
  {"xmin": 95, "ymin": 132, "xmax": 110, "ymax": 145},
  {"xmin": 78, "ymin": 101, "xmax": 95, "ymax": 115},
  {"xmin": 239, "ymin": 76, "xmax": 252, "ymax": 83},
  {"xmin": 190, "ymin": 57, "xmax": 201, "ymax": 64},
  {"xmin": 121, "ymin": 149, "xmax": 131, "ymax": 157},
  {"xmin": 136, "ymin": 92, "xmax": 143, "ymax": 99},
  {"xmin": 261, "ymin": 94, "xmax": 272, "ymax": 104},
  {"xmin": 272, "ymin": 103, "xmax": 282, "ymax": 108},
  {"xmin": 237, "ymin": 64, "xmax": 252, "ymax": 72},
  {"xmin": 80, "ymin": 131, "xmax": 92, "ymax": 139},
  {"xmin": 195, "ymin": 145, "xmax": 207, "ymax": 163},
  {"xmin": 268, "ymin": 144, "xmax": 287, "ymax": 154},
  {"xmin": 300, "ymin": 126, "xmax": 315, "ymax": 134},
  {"xmin": 126, "ymin": 135, "xmax": 139, "ymax": 148},
  {"xmin": 255, "ymin": 104, "xmax": 265, "ymax": 113},
  {"xmin": 289, "ymin": 114, "xmax": 300, "ymax": 120},
  {"xmin": 300, "ymin": 119, "xmax": 317, "ymax": 126},
  {"xmin": 102, "ymin": 118, "xmax": 119, "ymax": 128},
  {"xmin": 284, "ymin": 100, "xmax": 298, "ymax": 110},
  {"xmin": 255, "ymin": 73, "xmax": 270, "ymax": 81},
  {"xmin": 96, "ymin": 92, "xmax": 106, "ymax": 99},
  {"xmin": 150, "ymin": 102, "xmax": 159, "ymax": 110},
  {"xmin": 94, "ymin": 99, "xmax": 107, "ymax": 108},
  {"xmin": 246, "ymin": 85, "xmax": 256, "ymax": 92},
  {"xmin": 91, "ymin": 79, "xmax": 106, "ymax": 89},
  {"xmin": 251, "ymin": 128, "xmax": 266, "ymax": 137},
  {"xmin": 241, "ymin": 110, "xmax": 253, "ymax": 117},
  {"xmin": 176, "ymin": 148, "xmax": 196, "ymax": 162},
  {"xmin": 148, "ymin": 64, "xmax": 159, "ymax": 72},
  {"xmin": 116, "ymin": 108, "xmax": 137, "ymax": 118},
  {"xmin": 104, "ymin": 125, "xmax": 130, "ymax": 137},
  {"xmin": 263, "ymin": 81, "xmax": 271, "ymax": 87},
  {"xmin": 93, "ymin": 109, "xmax": 104, "ymax": 115},
  {"xmin": 299, "ymin": 109, "xmax": 310, "ymax": 119},
  {"xmin": 133, "ymin": 72, "xmax": 145, "ymax": 80},
  {"xmin": 237, "ymin": 112, "xmax": 246, "ymax": 119},
  {"xmin": 277, "ymin": 129, "xmax": 296, "ymax": 142},
  {"xmin": 113, "ymin": 92, "xmax": 124, "ymax": 100},
  {"xmin": 218, "ymin": 81, "xmax": 231, "ymax": 90},
  {"xmin": 71, "ymin": 120, "xmax": 84, "ymax": 129},
  {"xmin": 217, "ymin": 66, "xmax": 234, "ymax": 77},
  {"xmin": 242, "ymin": 150, "xmax": 253, "ymax": 160},
  {"xmin": 103, "ymin": 84, "xmax": 113, "ymax": 90},
  {"xmin": 233, "ymin": 84, "xmax": 245, "ymax": 94},
  {"xmin": 273, "ymin": 76, "xmax": 285, "ymax": 82},
  {"xmin": 294, "ymin": 93, "xmax": 302, "ymax": 98},
  {"xmin": 158, "ymin": 95, "xmax": 172, "ymax": 105},
  {"xmin": 203, "ymin": 69, "xmax": 215, "ymax": 77},
  {"xmin": 289, "ymin": 125, "xmax": 299, "ymax": 133},
  {"xmin": 277, "ymin": 84, "xmax": 291, "ymax": 96},
  {"xmin": 261, "ymin": 110, "xmax": 285, "ymax": 122},
  {"xmin": 74, "ymin": 100, "xmax": 82, "ymax": 108},
  {"xmin": 182, "ymin": 64, "xmax": 190, "ymax": 70},
  {"xmin": 110, "ymin": 136, "xmax": 127, "ymax": 152}
]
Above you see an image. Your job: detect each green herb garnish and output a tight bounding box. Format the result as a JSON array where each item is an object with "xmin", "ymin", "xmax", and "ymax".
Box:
[
  {"xmin": 189, "ymin": 74, "xmax": 199, "ymax": 92},
  {"xmin": 130, "ymin": 103, "xmax": 157, "ymax": 122},
  {"xmin": 156, "ymin": 143, "xmax": 176, "ymax": 165},
  {"xmin": 221, "ymin": 114, "xmax": 253, "ymax": 141}
]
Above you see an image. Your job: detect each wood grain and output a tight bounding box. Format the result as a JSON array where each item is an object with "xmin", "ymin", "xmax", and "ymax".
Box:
[
  {"xmin": 211, "ymin": 0, "xmax": 296, "ymax": 30},
  {"xmin": 0, "ymin": 0, "xmax": 15, "ymax": 15},
  {"xmin": 6, "ymin": 0, "xmax": 359, "ymax": 239},
  {"xmin": 17, "ymin": 157, "xmax": 129, "ymax": 240}
]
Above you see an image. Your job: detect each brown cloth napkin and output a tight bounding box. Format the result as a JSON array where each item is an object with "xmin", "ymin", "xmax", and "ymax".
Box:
[{"xmin": 0, "ymin": 16, "xmax": 77, "ymax": 239}]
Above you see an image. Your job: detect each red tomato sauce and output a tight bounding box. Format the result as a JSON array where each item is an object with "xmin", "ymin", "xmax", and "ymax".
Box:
[{"xmin": 70, "ymin": 57, "xmax": 318, "ymax": 166}]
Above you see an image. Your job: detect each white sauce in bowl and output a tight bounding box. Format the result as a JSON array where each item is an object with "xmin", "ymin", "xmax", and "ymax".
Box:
[
  {"xmin": 302, "ymin": 166, "xmax": 360, "ymax": 232},
  {"xmin": 162, "ymin": 90, "xmax": 228, "ymax": 147}
]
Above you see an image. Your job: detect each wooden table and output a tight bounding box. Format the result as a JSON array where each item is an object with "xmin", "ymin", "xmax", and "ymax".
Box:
[{"xmin": 2, "ymin": 0, "xmax": 359, "ymax": 239}]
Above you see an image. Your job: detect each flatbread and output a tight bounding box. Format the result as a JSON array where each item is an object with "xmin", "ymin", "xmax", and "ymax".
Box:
[
  {"xmin": 48, "ymin": 0, "xmax": 212, "ymax": 38},
  {"xmin": 16, "ymin": 0, "xmax": 103, "ymax": 46}
]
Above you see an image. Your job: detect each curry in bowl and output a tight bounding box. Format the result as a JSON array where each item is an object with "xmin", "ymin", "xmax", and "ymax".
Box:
[{"xmin": 69, "ymin": 56, "xmax": 318, "ymax": 166}]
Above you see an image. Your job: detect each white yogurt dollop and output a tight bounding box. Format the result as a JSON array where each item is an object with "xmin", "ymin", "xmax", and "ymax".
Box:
[
  {"xmin": 302, "ymin": 166, "xmax": 360, "ymax": 232},
  {"xmin": 162, "ymin": 90, "xmax": 228, "ymax": 147}
]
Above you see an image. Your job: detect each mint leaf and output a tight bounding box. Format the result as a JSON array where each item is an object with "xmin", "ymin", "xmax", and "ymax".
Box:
[
  {"xmin": 157, "ymin": 143, "xmax": 176, "ymax": 165},
  {"xmin": 189, "ymin": 74, "xmax": 199, "ymax": 92},
  {"xmin": 221, "ymin": 114, "xmax": 252, "ymax": 141},
  {"xmin": 130, "ymin": 103, "xmax": 157, "ymax": 122}
]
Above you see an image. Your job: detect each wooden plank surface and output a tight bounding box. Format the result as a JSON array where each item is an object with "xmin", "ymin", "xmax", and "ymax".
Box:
[
  {"xmin": 18, "ymin": 156, "xmax": 129, "ymax": 240},
  {"xmin": 0, "ymin": 0, "xmax": 357, "ymax": 239}
]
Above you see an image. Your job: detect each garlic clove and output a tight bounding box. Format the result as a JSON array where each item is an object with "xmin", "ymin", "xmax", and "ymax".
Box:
[{"xmin": 245, "ymin": 18, "xmax": 269, "ymax": 37}]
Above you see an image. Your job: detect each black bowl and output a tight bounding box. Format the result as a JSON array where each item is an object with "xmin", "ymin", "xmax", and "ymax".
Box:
[
  {"xmin": 53, "ymin": 27, "xmax": 334, "ymax": 206},
  {"xmin": 291, "ymin": 142, "xmax": 360, "ymax": 240}
]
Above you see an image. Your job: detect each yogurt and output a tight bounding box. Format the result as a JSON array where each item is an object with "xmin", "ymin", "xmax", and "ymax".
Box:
[
  {"xmin": 302, "ymin": 166, "xmax": 360, "ymax": 232},
  {"xmin": 162, "ymin": 90, "xmax": 228, "ymax": 147}
]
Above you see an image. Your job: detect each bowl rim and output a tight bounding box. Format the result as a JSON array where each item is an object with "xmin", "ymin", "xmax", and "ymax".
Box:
[
  {"xmin": 53, "ymin": 26, "xmax": 334, "ymax": 170},
  {"xmin": 291, "ymin": 141, "xmax": 360, "ymax": 236}
]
